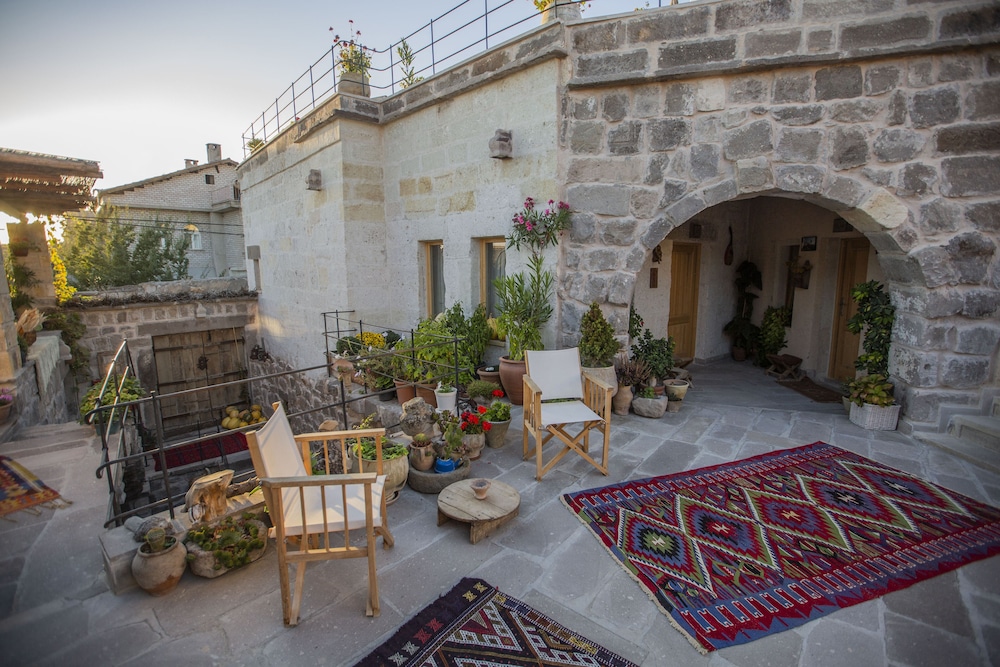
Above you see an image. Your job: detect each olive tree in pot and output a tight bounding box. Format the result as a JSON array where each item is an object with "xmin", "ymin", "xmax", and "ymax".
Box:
[{"xmin": 578, "ymin": 302, "xmax": 622, "ymax": 398}]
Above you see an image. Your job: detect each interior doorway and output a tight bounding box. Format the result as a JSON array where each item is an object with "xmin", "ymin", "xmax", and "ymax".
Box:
[
  {"xmin": 828, "ymin": 238, "xmax": 870, "ymax": 382},
  {"xmin": 668, "ymin": 242, "xmax": 701, "ymax": 362}
]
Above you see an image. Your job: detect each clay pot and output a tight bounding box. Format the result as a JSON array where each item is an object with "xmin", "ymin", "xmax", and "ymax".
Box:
[
  {"xmin": 416, "ymin": 384, "xmax": 438, "ymax": 407},
  {"xmin": 470, "ymin": 478, "xmax": 491, "ymax": 500},
  {"xmin": 409, "ymin": 441, "xmax": 436, "ymax": 471},
  {"xmin": 498, "ymin": 357, "xmax": 526, "ymax": 405},
  {"xmin": 485, "ymin": 419, "xmax": 510, "ymax": 448},
  {"xmin": 394, "ymin": 379, "xmax": 416, "ymax": 406},
  {"xmin": 462, "ymin": 433, "xmax": 486, "ymax": 461},
  {"xmin": 664, "ymin": 379, "xmax": 689, "ymax": 401},
  {"xmin": 132, "ymin": 538, "xmax": 187, "ymax": 596},
  {"xmin": 612, "ymin": 385, "xmax": 633, "ymax": 416},
  {"xmin": 354, "ymin": 450, "xmax": 409, "ymax": 504}
]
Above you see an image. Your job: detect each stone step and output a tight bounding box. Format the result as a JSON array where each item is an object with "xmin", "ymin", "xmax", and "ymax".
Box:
[
  {"xmin": 949, "ymin": 415, "xmax": 1000, "ymax": 450},
  {"xmin": 916, "ymin": 432, "xmax": 1000, "ymax": 475}
]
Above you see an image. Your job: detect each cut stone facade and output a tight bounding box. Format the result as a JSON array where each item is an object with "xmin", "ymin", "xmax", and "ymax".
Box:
[{"xmin": 238, "ymin": 0, "xmax": 1000, "ymax": 433}]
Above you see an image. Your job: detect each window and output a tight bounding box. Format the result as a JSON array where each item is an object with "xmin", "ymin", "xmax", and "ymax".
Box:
[
  {"xmin": 185, "ymin": 224, "xmax": 202, "ymax": 251},
  {"xmin": 480, "ymin": 238, "xmax": 506, "ymax": 318},
  {"xmin": 205, "ymin": 174, "xmax": 215, "ymax": 185},
  {"xmin": 424, "ymin": 242, "xmax": 444, "ymax": 318}
]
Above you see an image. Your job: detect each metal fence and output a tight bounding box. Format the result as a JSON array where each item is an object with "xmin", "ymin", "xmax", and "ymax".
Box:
[{"xmin": 241, "ymin": 0, "xmax": 677, "ymax": 155}]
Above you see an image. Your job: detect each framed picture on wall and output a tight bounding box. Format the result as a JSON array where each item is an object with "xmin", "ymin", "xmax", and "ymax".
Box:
[{"xmin": 800, "ymin": 236, "xmax": 817, "ymax": 252}]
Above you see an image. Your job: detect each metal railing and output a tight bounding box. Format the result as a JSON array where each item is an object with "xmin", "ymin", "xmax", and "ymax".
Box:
[{"xmin": 242, "ymin": 0, "xmax": 594, "ymax": 155}]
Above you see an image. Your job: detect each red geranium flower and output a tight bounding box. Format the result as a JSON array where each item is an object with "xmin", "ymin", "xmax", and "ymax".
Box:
[{"xmin": 492, "ymin": 389, "xmax": 504, "ymax": 398}]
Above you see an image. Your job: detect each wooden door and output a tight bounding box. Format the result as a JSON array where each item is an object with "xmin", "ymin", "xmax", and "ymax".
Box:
[
  {"xmin": 828, "ymin": 238, "xmax": 870, "ymax": 382},
  {"xmin": 152, "ymin": 328, "xmax": 247, "ymax": 437},
  {"xmin": 668, "ymin": 243, "xmax": 701, "ymax": 361}
]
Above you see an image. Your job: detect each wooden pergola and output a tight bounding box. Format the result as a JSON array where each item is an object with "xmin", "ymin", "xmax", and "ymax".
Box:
[{"xmin": 0, "ymin": 148, "xmax": 103, "ymax": 219}]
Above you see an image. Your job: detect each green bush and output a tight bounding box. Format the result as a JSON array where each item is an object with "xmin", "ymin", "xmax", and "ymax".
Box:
[
  {"xmin": 79, "ymin": 375, "xmax": 144, "ymax": 424},
  {"xmin": 847, "ymin": 280, "xmax": 895, "ymax": 377},
  {"xmin": 755, "ymin": 306, "xmax": 791, "ymax": 366},
  {"xmin": 630, "ymin": 329, "xmax": 675, "ymax": 381},
  {"xmin": 579, "ymin": 302, "xmax": 621, "ymax": 367}
]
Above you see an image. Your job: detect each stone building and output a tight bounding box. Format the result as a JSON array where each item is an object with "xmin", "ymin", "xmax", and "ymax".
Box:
[
  {"xmin": 98, "ymin": 144, "xmax": 245, "ymax": 280},
  {"xmin": 237, "ymin": 0, "xmax": 1000, "ymax": 435}
]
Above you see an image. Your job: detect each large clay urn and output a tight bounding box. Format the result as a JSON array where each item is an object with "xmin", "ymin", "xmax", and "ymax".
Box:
[
  {"xmin": 132, "ymin": 538, "xmax": 187, "ymax": 596},
  {"xmin": 498, "ymin": 357, "xmax": 526, "ymax": 405}
]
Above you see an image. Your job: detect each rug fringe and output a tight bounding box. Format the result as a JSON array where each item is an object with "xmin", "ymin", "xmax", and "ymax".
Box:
[{"xmin": 559, "ymin": 495, "xmax": 710, "ymax": 655}]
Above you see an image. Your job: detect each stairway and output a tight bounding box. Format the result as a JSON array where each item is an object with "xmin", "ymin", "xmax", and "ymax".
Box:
[{"xmin": 916, "ymin": 398, "xmax": 1000, "ymax": 474}]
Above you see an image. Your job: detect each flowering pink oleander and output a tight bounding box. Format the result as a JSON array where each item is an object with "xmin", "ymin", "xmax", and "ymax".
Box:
[{"xmin": 507, "ymin": 197, "xmax": 571, "ymax": 255}]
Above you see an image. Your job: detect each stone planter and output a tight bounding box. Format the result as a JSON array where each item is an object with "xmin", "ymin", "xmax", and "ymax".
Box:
[
  {"xmin": 186, "ymin": 519, "xmax": 268, "ymax": 578},
  {"xmin": 664, "ymin": 379, "xmax": 689, "ymax": 401},
  {"xmin": 632, "ymin": 396, "xmax": 668, "ymax": 419},
  {"xmin": 132, "ymin": 538, "xmax": 187, "ymax": 596},
  {"xmin": 353, "ymin": 451, "xmax": 409, "ymax": 504},
  {"xmin": 485, "ymin": 419, "xmax": 510, "ymax": 448},
  {"xmin": 463, "ymin": 433, "xmax": 486, "ymax": 461},
  {"xmin": 408, "ymin": 458, "xmax": 471, "ymax": 494},
  {"xmin": 338, "ymin": 71, "xmax": 370, "ymax": 96}
]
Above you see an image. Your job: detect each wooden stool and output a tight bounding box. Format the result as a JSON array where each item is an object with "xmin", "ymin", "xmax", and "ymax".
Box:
[
  {"xmin": 437, "ymin": 479, "xmax": 520, "ymax": 544},
  {"xmin": 766, "ymin": 354, "xmax": 803, "ymax": 381}
]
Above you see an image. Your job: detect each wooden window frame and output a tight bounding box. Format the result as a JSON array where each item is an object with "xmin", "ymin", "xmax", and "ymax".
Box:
[
  {"xmin": 423, "ymin": 241, "xmax": 444, "ymax": 319},
  {"xmin": 478, "ymin": 237, "xmax": 506, "ymax": 319}
]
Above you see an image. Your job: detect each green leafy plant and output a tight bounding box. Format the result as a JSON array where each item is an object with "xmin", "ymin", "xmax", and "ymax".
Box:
[
  {"xmin": 847, "ymin": 280, "xmax": 896, "ymax": 377},
  {"xmin": 630, "ymin": 329, "xmax": 675, "ymax": 381},
  {"xmin": 614, "ymin": 353, "xmax": 650, "ymax": 387},
  {"xmin": 483, "ymin": 400, "xmax": 511, "ymax": 422},
  {"xmin": 628, "ymin": 302, "xmax": 644, "ymax": 340},
  {"xmin": 637, "ymin": 386, "xmax": 656, "ymax": 399},
  {"xmin": 413, "ymin": 317, "xmax": 473, "ymax": 386},
  {"xmin": 494, "ymin": 254, "xmax": 554, "ymax": 361},
  {"xmin": 396, "ymin": 37, "xmax": 423, "ymax": 88},
  {"xmin": 579, "ymin": 302, "xmax": 621, "ymax": 367},
  {"xmin": 846, "ymin": 373, "xmax": 895, "ymax": 407},
  {"xmin": 79, "ymin": 375, "xmax": 144, "ymax": 424},
  {"xmin": 755, "ymin": 306, "xmax": 791, "ymax": 366},
  {"xmin": 42, "ymin": 310, "xmax": 89, "ymax": 381},
  {"xmin": 185, "ymin": 513, "xmax": 266, "ymax": 571},
  {"xmin": 467, "ymin": 380, "xmax": 502, "ymax": 402}
]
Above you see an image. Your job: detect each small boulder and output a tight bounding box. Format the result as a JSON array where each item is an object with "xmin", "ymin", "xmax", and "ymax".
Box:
[
  {"xmin": 632, "ymin": 396, "xmax": 668, "ymax": 419},
  {"xmin": 400, "ymin": 397, "xmax": 435, "ymax": 437}
]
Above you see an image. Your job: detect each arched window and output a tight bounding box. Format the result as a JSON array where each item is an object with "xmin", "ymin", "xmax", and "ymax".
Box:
[{"xmin": 185, "ymin": 224, "xmax": 203, "ymax": 250}]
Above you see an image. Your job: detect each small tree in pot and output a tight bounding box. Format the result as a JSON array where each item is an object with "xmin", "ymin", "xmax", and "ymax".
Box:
[{"xmin": 579, "ymin": 302, "xmax": 622, "ymax": 396}]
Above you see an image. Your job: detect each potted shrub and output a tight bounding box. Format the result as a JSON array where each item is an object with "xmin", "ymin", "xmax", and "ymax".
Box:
[
  {"xmin": 333, "ymin": 19, "xmax": 372, "ymax": 96},
  {"xmin": 184, "ymin": 513, "xmax": 268, "ymax": 578},
  {"xmin": 350, "ymin": 414, "xmax": 410, "ymax": 503},
  {"xmin": 132, "ymin": 526, "xmax": 187, "ymax": 596},
  {"xmin": 579, "ymin": 302, "xmax": 622, "ymax": 397},
  {"xmin": 847, "ymin": 373, "xmax": 900, "ymax": 430},
  {"xmin": 723, "ymin": 261, "xmax": 762, "ymax": 361},
  {"xmin": 483, "ymin": 400, "xmax": 511, "ymax": 449},
  {"xmin": 458, "ymin": 406, "xmax": 490, "ymax": 460},
  {"xmin": 467, "ymin": 380, "xmax": 502, "ymax": 407},
  {"xmin": 847, "ymin": 280, "xmax": 896, "ymax": 377},
  {"xmin": 755, "ymin": 306, "xmax": 791, "ymax": 367},
  {"xmin": 79, "ymin": 375, "xmax": 144, "ymax": 425},
  {"xmin": 493, "ymin": 254, "xmax": 554, "ymax": 405},
  {"xmin": 612, "ymin": 354, "xmax": 650, "ymax": 416},
  {"xmin": 630, "ymin": 329, "xmax": 675, "ymax": 389}
]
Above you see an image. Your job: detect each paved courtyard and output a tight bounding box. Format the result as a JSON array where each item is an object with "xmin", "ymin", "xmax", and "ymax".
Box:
[{"xmin": 1, "ymin": 360, "xmax": 998, "ymax": 666}]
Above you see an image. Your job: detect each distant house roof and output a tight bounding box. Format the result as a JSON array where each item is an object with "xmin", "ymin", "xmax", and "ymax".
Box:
[
  {"xmin": 0, "ymin": 148, "xmax": 103, "ymax": 217},
  {"xmin": 98, "ymin": 159, "xmax": 239, "ymax": 196}
]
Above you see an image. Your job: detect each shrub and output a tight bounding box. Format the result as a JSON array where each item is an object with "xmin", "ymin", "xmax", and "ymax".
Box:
[{"xmin": 579, "ymin": 302, "xmax": 621, "ymax": 367}]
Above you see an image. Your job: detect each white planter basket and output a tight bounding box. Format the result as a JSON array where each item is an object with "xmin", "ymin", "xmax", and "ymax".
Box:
[{"xmin": 849, "ymin": 402, "xmax": 900, "ymax": 431}]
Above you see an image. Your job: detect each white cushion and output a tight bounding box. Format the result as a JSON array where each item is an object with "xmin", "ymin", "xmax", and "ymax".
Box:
[
  {"xmin": 539, "ymin": 400, "xmax": 601, "ymax": 427},
  {"xmin": 526, "ymin": 348, "xmax": 584, "ymax": 400}
]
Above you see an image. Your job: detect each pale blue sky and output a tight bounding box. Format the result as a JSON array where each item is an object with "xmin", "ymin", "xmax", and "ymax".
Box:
[{"xmin": 0, "ymin": 0, "xmax": 662, "ymax": 196}]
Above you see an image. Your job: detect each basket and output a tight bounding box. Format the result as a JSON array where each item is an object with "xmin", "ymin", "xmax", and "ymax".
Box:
[{"xmin": 849, "ymin": 402, "xmax": 900, "ymax": 431}]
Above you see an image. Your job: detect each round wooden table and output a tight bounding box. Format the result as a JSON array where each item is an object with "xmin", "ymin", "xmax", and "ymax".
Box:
[{"xmin": 437, "ymin": 478, "xmax": 520, "ymax": 544}]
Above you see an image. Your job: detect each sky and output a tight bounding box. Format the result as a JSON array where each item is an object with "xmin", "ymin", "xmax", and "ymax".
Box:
[{"xmin": 0, "ymin": 0, "xmax": 661, "ymax": 221}]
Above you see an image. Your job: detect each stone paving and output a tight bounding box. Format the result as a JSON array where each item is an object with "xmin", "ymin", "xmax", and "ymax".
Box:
[{"xmin": 1, "ymin": 360, "xmax": 998, "ymax": 666}]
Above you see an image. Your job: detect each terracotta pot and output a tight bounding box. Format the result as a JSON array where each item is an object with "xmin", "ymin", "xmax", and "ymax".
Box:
[
  {"xmin": 471, "ymin": 478, "xmax": 491, "ymax": 500},
  {"xmin": 485, "ymin": 419, "xmax": 510, "ymax": 448},
  {"xmin": 416, "ymin": 384, "xmax": 438, "ymax": 408},
  {"xmin": 394, "ymin": 379, "xmax": 416, "ymax": 406},
  {"xmin": 409, "ymin": 442, "xmax": 436, "ymax": 471},
  {"xmin": 477, "ymin": 367, "xmax": 501, "ymax": 385},
  {"xmin": 498, "ymin": 356, "xmax": 526, "ymax": 405},
  {"xmin": 462, "ymin": 433, "xmax": 486, "ymax": 461},
  {"xmin": 731, "ymin": 346, "xmax": 748, "ymax": 362},
  {"xmin": 132, "ymin": 538, "xmax": 187, "ymax": 596},
  {"xmin": 612, "ymin": 384, "xmax": 633, "ymax": 416}
]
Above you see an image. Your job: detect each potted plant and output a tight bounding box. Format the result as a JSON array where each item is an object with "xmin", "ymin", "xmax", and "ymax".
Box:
[
  {"xmin": 846, "ymin": 373, "xmax": 900, "ymax": 430},
  {"xmin": 467, "ymin": 380, "xmax": 502, "ymax": 407},
  {"xmin": 630, "ymin": 329, "xmax": 675, "ymax": 389},
  {"xmin": 458, "ymin": 406, "xmax": 491, "ymax": 460},
  {"xmin": 332, "ymin": 19, "xmax": 371, "ymax": 96},
  {"xmin": 631, "ymin": 385, "xmax": 668, "ymax": 419},
  {"xmin": 79, "ymin": 375, "xmax": 144, "ymax": 425},
  {"xmin": 435, "ymin": 421, "xmax": 466, "ymax": 472},
  {"xmin": 132, "ymin": 525, "xmax": 187, "ymax": 596},
  {"xmin": 434, "ymin": 380, "xmax": 457, "ymax": 414},
  {"xmin": 0, "ymin": 388, "xmax": 14, "ymax": 424},
  {"xmin": 755, "ymin": 306, "xmax": 791, "ymax": 367},
  {"xmin": 409, "ymin": 432, "xmax": 436, "ymax": 471},
  {"xmin": 350, "ymin": 413, "xmax": 410, "ymax": 503},
  {"xmin": 612, "ymin": 354, "xmax": 649, "ymax": 416},
  {"xmin": 847, "ymin": 280, "xmax": 896, "ymax": 377},
  {"xmin": 184, "ymin": 513, "xmax": 268, "ymax": 578},
  {"xmin": 477, "ymin": 364, "xmax": 501, "ymax": 385},
  {"xmin": 723, "ymin": 260, "xmax": 762, "ymax": 361},
  {"xmin": 483, "ymin": 399, "xmax": 511, "ymax": 449},
  {"xmin": 579, "ymin": 302, "xmax": 622, "ymax": 397}
]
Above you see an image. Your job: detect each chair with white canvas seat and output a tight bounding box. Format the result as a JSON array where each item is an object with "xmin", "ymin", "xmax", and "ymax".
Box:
[
  {"xmin": 522, "ymin": 348, "xmax": 614, "ymax": 481},
  {"xmin": 246, "ymin": 402, "xmax": 394, "ymax": 626}
]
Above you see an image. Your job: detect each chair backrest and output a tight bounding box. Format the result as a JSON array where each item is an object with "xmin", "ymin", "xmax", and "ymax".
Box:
[
  {"xmin": 525, "ymin": 348, "xmax": 584, "ymax": 400},
  {"xmin": 248, "ymin": 402, "xmax": 308, "ymax": 479}
]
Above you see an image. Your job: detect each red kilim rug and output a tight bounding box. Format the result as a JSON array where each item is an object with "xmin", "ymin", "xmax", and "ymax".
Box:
[
  {"xmin": 353, "ymin": 578, "xmax": 637, "ymax": 667},
  {"xmin": 0, "ymin": 455, "xmax": 71, "ymax": 519},
  {"xmin": 562, "ymin": 442, "xmax": 1000, "ymax": 653}
]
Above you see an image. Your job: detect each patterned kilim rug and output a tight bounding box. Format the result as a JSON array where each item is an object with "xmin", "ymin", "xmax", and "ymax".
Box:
[
  {"xmin": 0, "ymin": 455, "xmax": 71, "ymax": 519},
  {"xmin": 562, "ymin": 442, "xmax": 1000, "ymax": 653},
  {"xmin": 353, "ymin": 578, "xmax": 637, "ymax": 666}
]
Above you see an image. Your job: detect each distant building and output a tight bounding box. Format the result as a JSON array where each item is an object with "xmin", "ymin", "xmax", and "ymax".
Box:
[{"xmin": 98, "ymin": 144, "xmax": 245, "ymax": 279}]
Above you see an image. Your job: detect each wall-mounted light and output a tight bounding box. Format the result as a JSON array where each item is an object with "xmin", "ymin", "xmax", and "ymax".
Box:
[{"xmin": 489, "ymin": 129, "xmax": 512, "ymax": 159}]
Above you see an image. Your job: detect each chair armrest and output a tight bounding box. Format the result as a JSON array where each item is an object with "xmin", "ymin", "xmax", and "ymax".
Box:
[
  {"xmin": 523, "ymin": 375, "xmax": 543, "ymax": 426},
  {"xmin": 261, "ymin": 472, "xmax": 378, "ymax": 489},
  {"xmin": 582, "ymin": 371, "xmax": 613, "ymax": 418}
]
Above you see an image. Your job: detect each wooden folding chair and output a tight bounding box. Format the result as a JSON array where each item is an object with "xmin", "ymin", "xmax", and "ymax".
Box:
[
  {"xmin": 246, "ymin": 402, "xmax": 394, "ymax": 626},
  {"xmin": 522, "ymin": 348, "xmax": 614, "ymax": 481}
]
